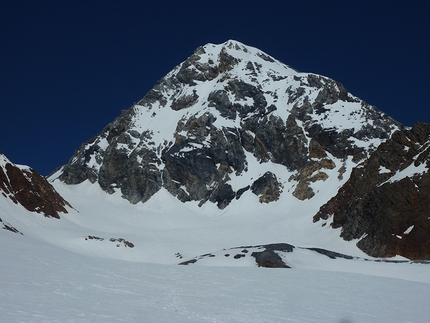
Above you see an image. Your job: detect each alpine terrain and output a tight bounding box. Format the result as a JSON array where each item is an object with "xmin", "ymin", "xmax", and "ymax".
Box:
[{"xmin": 1, "ymin": 40, "xmax": 430, "ymax": 322}]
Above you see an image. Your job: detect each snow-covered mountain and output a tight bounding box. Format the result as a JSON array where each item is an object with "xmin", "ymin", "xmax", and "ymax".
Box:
[
  {"xmin": 47, "ymin": 39, "xmax": 427, "ymax": 259},
  {"xmin": 2, "ymin": 40, "xmax": 430, "ymax": 322},
  {"xmin": 2, "ymin": 39, "xmax": 428, "ymax": 260},
  {"xmin": 55, "ymin": 40, "xmax": 400, "ymax": 209}
]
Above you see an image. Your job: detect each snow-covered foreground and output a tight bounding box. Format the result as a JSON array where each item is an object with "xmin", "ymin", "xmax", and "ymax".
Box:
[
  {"xmin": 2, "ymin": 179, "xmax": 430, "ymax": 322},
  {"xmin": 1, "ymin": 231, "xmax": 429, "ymax": 323}
]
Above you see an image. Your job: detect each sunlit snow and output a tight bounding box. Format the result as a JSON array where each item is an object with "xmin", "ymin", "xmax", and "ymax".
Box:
[{"xmin": 1, "ymin": 218, "xmax": 430, "ymax": 323}]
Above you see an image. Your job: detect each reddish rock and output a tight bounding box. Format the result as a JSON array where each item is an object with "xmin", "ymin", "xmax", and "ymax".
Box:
[{"xmin": 0, "ymin": 153, "xmax": 72, "ymax": 218}]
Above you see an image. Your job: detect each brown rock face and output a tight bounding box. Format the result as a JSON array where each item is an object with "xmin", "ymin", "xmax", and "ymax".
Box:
[
  {"xmin": 314, "ymin": 123, "xmax": 430, "ymax": 259},
  {"xmin": 0, "ymin": 154, "xmax": 72, "ymax": 218}
]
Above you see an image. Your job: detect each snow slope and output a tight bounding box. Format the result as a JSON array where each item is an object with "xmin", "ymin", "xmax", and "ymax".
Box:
[
  {"xmin": 3, "ymin": 176, "xmax": 363, "ymax": 263},
  {"xmin": 1, "ymin": 178, "xmax": 429, "ymax": 283},
  {"xmin": 1, "ymin": 228, "xmax": 430, "ymax": 323}
]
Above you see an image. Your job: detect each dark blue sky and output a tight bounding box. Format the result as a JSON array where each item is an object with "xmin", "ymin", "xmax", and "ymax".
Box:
[{"xmin": 1, "ymin": 1, "xmax": 429, "ymax": 175}]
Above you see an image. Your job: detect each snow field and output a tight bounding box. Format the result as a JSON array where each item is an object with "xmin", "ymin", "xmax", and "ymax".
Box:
[{"xmin": 1, "ymin": 230, "xmax": 429, "ymax": 323}]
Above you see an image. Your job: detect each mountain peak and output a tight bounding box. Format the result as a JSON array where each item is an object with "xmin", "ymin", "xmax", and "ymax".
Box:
[
  {"xmin": 185, "ymin": 40, "xmax": 297, "ymax": 82},
  {"xmin": 220, "ymin": 39, "xmax": 247, "ymax": 48},
  {"xmin": 203, "ymin": 39, "xmax": 271, "ymax": 58},
  {"xmin": 55, "ymin": 40, "xmax": 401, "ymax": 210}
]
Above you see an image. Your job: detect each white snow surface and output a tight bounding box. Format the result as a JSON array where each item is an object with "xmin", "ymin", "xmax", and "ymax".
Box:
[
  {"xmin": 1, "ymin": 216, "xmax": 430, "ymax": 323},
  {"xmin": 1, "ymin": 176, "xmax": 430, "ymax": 323}
]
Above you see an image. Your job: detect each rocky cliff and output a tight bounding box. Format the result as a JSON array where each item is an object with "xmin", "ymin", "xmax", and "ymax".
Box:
[
  {"xmin": 55, "ymin": 40, "xmax": 400, "ymax": 210},
  {"xmin": 314, "ymin": 122, "xmax": 430, "ymax": 259},
  {"xmin": 0, "ymin": 152, "xmax": 71, "ymax": 218}
]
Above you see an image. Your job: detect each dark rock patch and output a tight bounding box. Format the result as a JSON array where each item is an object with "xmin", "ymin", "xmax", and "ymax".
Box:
[
  {"xmin": 262, "ymin": 243, "xmax": 295, "ymax": 252},
  {"xmin": 85, "ymin": 235, "xmax": 104, "ymax": 241},
  {"xmin": 304, "ymin": 247, "xmax": 354, "ymax": 260},
  {"xmin": 251, "ymin": 172, "xmax": 283, "ymax": 203},
  {"xmin": 178, "ymin": 259, "xmax": 198, "ymax": 265},
  {"xmin": 235, "ymin": 185, "xmax": 250, "ymax": 199},
  {"xmin": 84, "ymin": 236, "xmax": 134, "ymax": 248},
  {"xmin": 201, "ymin": 253, "xmax": 215, "ymax": 258},
  {"xmin": 109, "ymin": 238, "xmax": 135, "ymax": 248},
  {"xmin": 0, "ymin": 217, "xmax": 23, "ymax": 235},
  {"xmin": 251, "ymin": 250, "xmax": 290, "ymax": 268}
]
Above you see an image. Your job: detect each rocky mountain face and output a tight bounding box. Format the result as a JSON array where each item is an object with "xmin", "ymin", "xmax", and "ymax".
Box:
[
  {"xmin": 55, "ymin": 40, "xmax": 400, "ymax": 210},
  {"xmin": 314, "ymin": 122, "xmax": 430, "ymax": 259},
  {"xmin": 0, "ymin": 152, "xmax": 71, "ymax": 219}
]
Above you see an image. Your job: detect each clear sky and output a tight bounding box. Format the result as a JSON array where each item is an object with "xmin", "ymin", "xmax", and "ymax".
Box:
[{"xmin": 1, "ymin": 1, "xmax": 429, "ymax": 175}]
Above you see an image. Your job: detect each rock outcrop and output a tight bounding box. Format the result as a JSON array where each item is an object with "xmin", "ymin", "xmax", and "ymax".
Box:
[
  {"xmin": 177, "ymin": 242, "xmax": 427, "ymax": 267},
  {"xmin": 314, "ymin": 122, "xmax": 430, "ymax": 259},
  {"xmin": 0, "ymin": 152, "xmax": 71, "ymax": 218},
  {"xmin": 0, "ymin": 217, "xmax": 22, "ymax": 234}
]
